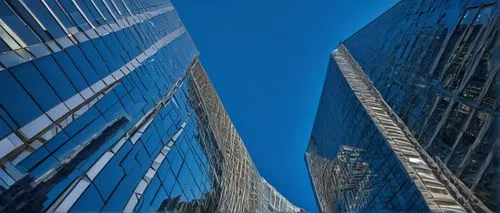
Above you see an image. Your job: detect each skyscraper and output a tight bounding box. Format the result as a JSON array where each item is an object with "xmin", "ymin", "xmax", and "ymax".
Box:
[
  {"xmin": 0, "ymin": 0, "xmax": 301, "ymax": 212},
  {"xmin": 306, "ymin": 0, "xmax": 498, "ymax": 212}
]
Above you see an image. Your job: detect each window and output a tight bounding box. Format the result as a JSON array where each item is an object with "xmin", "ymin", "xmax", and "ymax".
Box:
[
  {"xmin": 0, "ymin": 71, "xmax": 43, "ymax": 126},
  {"xmin": 0, "ymin": 1, "xmax": 40, "ymax": 47}
]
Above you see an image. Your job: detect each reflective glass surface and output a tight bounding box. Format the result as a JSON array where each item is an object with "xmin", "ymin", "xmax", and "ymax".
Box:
[
  {"xmin": 307, "ymin": 0, "xmax": 499, "ymax": 211},
  {"xmin": 0, "ymin": 0, "xmax": 302, "ymax": 212}
]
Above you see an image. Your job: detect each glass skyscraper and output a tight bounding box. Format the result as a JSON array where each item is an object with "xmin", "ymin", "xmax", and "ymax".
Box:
[
  {"xmin": 307, "ymin": 0, "xmax": 498, "ymax": 212},
  {"xmin": 0, "ymin": 0, "xmax": 301, "ymax": 212}
]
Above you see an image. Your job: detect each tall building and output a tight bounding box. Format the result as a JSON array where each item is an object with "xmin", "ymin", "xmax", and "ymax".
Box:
[
  {"xmin": 306, "ymin": 0, "xmax": 499, "ymax": 212},
  {"xmin": 0, "ymin": 0, "xmax": 301, "ymax": 212}
]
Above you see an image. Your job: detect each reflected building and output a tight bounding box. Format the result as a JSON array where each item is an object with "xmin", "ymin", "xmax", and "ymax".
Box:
[
  {"xmin": 0, "ymin": 0, "xmax": 301, "ymax": 212},
  {"xmin": 306, "ymin": 0, "xmax": 499, "ymax": 212}
]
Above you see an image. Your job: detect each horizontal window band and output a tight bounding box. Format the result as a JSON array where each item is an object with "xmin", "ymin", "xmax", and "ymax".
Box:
[
  {"xmin": 48, "ymin": 57, "xmax": 197, "ymax": 212},
  {"xmin": 0, "ymin": 27, "xmax": 187, "ymax": 185},
  {"xmin": 0, "ymin": 5, "xmax": 174, "ymax": 70},
  {"xmin": 0, "ymin": 116, "xmax": 128, "ymax": 213},
  {"xmin": 124, "ymin": 114, "xmax": 191, "ymax": 212}
]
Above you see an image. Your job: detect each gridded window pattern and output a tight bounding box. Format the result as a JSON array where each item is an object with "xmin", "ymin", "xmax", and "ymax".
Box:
[
  {"xmin": 0, "ymin": 0, "xmax": 218, "ymax": 211},
  {"xmin": 0, "ymin": 1, "xmax": 302, "ymax": 211},
  {"xmin": 188, "ymin": 61, "xmax": 304, "ymax": 213},
  {"xmin": 306, "ymin": 46, "xmax": 469, "ymax": 212},
  {"xmin": 342, "ymin": 0, "xmax": 499, "ymax": 210}
]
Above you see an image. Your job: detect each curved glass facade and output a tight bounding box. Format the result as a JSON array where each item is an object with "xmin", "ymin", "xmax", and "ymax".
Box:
[{"xmin": 0, "ymin": 0, "xmax": 301, "ymax": 212}]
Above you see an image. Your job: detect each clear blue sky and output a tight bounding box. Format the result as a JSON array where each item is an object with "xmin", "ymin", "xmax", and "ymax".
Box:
[{"xmin": 172, "ymin": 0, "xmax": 398, "ymax": 212}]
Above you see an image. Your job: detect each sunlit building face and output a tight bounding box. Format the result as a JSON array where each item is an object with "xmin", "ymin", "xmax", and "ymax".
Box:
[{"xmin": 0, "ymin": 0, "xmax": 302, "ymax": 212}]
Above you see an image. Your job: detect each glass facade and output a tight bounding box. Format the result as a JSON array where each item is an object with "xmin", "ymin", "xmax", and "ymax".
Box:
[
  {"xmin": 0, "ymin": 0, "xmax": 302, "ymax": 212},
  {"xmin": 307, "ymin": 0, "xmax": 499, "ymax": 212}
]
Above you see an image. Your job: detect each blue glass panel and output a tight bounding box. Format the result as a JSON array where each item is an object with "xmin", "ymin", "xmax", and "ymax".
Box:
[
  {"xmin": 0, "ymin": 115, "xmax": 11, "ymax": 139},
  {"xmin": 17, "ymin": 146, "xmax": 51, "ymax": 173},
  {"xmin": 0, "ymin": 1, "xmax": 40, "ymax": 45},
  {"xmin": 43, "ymin": 0, "xmax": 76, "ymax": 29},
  {"xmin": 95, "ymin": 93, "xmax": 119, "ymax": 115},
  {"xmin": 34, "ymin": 56, "xmax": 77, "ymax": 100},
  {"xmin": 88, "ymin": 0, "xmax": 114, "ymax": 22},
  {"xmin": 11, "ymin": 62, "xmax": 61, "ymax": 111},
  {"xmin": 79, "ymin": 42, "xmax": 111, "ymax": 78},
  {"xmin": 64, "ymin": 46, "xmax": 100, "ymax": 85},
  {"xmin": 91, "ymin": 38, "xmax": 121, "ymax": 71},
  {"xmin": 93, "ymin": 164, "xmax": 125, "ymax": 199},
  {"xmin": 52, "ymin": 51, "xmax": 89, "ymax": 91},
  {"xmin": 62, "ymin": 107, "xmax": 100, "ymax": 137},
  {"xmin": 44, "ymin": 131, "xmax": 70, "ymax": 153},
  {"xmin": 29, "ymin": 154, "xmax": 60, "ymax": 178},
  {"xmin": 57, "ymin": 0, "xmax": 91, "ymax": 30},
  {"xmin": 136, "ymin": 176, "xmax": 161, "ymax": 212},
  {"xmin": 151, "ymin": 187, "xmax": 168, "ymax": 210},
  {"xmin": 0, "ymin": 71, "xmax": 42, "ymax": 126},
  {"xmin": 143, "ymin": 131, "xmax": 161, "ymax": 156},
  {"xmin": 25, "ymin": 1, "xmax": 66, "ymax": 38},
  {"xmin": 135, "ymin": 145, "xmax": 152, "ymax": 167},
  {"xmin": 101, "ymin": 100, "xmax": 126, "ymax": 122},
  {"xmin": 71, "ymin": 183, "xmax": 104, "ymax": 212}
]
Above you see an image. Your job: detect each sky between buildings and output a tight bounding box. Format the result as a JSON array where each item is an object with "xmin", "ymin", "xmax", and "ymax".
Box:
[{"xmin": 172, "ymin": 0, "xmax": 399, "ymax": 212}]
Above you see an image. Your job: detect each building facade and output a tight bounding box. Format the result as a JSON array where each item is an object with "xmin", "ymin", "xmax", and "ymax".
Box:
[
  {"xmin": 306, "ymin": 0, "xmax": 499, "ymax": 212},
  {"xmin": 0, "ymin": 0, "xmax": 300, "ymax": 212}
]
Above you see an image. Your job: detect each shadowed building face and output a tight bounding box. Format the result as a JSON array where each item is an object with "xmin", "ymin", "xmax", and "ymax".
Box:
[{"xmin": 306, "ymin": 0, "xmax": 499, "ymax": 212}]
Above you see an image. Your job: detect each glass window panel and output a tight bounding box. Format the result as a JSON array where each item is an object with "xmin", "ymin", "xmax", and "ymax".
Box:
[
  {"xmin": 11, "ymin": 62, "xmax": 62, "ymax": 111},
  {"xmin": 0, "ymin": 114, "xmax": 13, "ymax": 139},
  {"xmin": 137, "ymin": 175, "xmax": 161, "ymax": 212},
  {"xmin": 168, "ymin": 181, "xmax": 185, "ymax": 202},
  {"xmin": 474, "ymin": 5, "xmax": 496, "ymax": 25},
  {"xmin": 34, "ymin": 56, "xmax": 78, "ymax": 100},
  {"xmin": 89, "ymin": 0, "xmax": 114, "ymax": 22},
  {"xmin": 151, "ymin": 187, "xmax": 167, "ymax": 210},
  {"xmin": 481, "ymin": 75, "xmax": 497, "ymax": 108},
  {"xmin": 167, "ymin": 147, "xmax": 183, "ymax": 176},
  {"xmin": 71, "ymin": 0, "xmax": 99, "ymax": 27},
  {"xmin": 43, "ymin": 1, "xmax": 71, "ymax": 26},
  {"xmin": 70, "ymin": 183, "xmax": 104, "ymax": 211},
  {"xmin": 93, "ymin": 164, "xmax": 124, "ymax": 199},
  {"xmin": 103, "ymin": 0, "xmax": 123, "ymax": 19},
  {"xmin": 64, "ymin": 46, "xmax": 100, "ymax": 85},
  {"xmin": 473, "ymin": 154, "xmax": 498, "ymax": 210},
  {"xmin": 144, "ymin": 131, "xmax": 161, "ymax": 156},
  {"xmin": 0, "ymin": 71, "xmax": 43, "ymax": 126},
  {"xmin": 161, "ymin": 167, "xmax": 176, "ymax": 195},
  {"xmin": 61, "ymin": 107, "xmax": 99, "ymax": 137},
  {"xmin": 52, "ymin": 51, "xmax": 90, "ymax": 91},
  {"xmin": 109, "ymin": 0, "xmax": 129, "ymax": 17},
  {"xmin": 56, "ymin": 0, "xmax": 91, "ymax": 30},
  {"xmin": 24, "ymin": 1, "xmax": 66, "ymax": 38},
  {"xmin": 78, "ymin": 0, "xmax": 106, "ymax": 25},
  {"xmin": 91, "ymin": 38, "xmax": 121, "ymax": 71},
  {"xmin": 0, "ymin": 37, "xmax": 10, "ymax": 52},
  {"xmin": 0, "ymin": 1, "xmax": 40, "ymax": 45}
]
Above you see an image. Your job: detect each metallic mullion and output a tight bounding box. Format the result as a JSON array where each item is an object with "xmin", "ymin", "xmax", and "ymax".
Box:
[
  {"xmin": 456, "ymin": 116, "xmax": 494, "ymax": 176},
  {"xmin": 17, "ymin": 0, "xmax": 48, "ymax": 31},
  {"xmin": 101, "ymin": 0, "xmax": 120, "ymax": 23},
  {"xmin": 110, "ymin": 0, "xmax": 123, "ymax": 16},
  {"xmin": 70, "ymin": 0, "xmax": 96, "ymax": 29},
  {"xmin": 443, "ymin": 108, "xmax": 476, "ymax": 164},
  {"xmin": 41, "ymin": 0, "xmax": 71, "ymax": 36},
  {"xmin": 89, "ymin": 0, "xmax": 108, "ymax": 22},
  {"xmin": 425, "ymin": 99, "xmax": 456, "ymax": 149},
  {"xmin": 119, "ymin": 0, "xmax": 133, "ymax": 16}
]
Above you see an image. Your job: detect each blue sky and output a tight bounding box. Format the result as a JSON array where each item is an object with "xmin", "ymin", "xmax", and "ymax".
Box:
[{"xmin": 172, "ymin": 0, "xmax": 398, "ymax": 212}]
